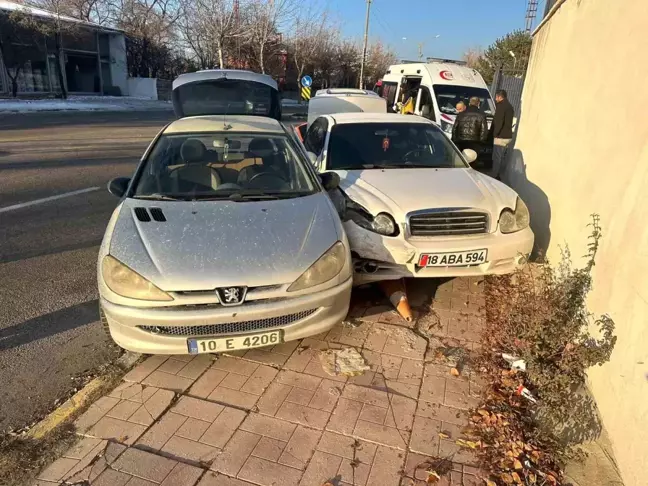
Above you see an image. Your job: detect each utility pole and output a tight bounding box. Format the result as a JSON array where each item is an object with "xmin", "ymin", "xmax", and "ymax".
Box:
[
  {"xmin": 359, "ymin": 0, "xmax": 372, "ymax": 89},
  {"xmin": 418, "ymin": 43, "xmax": 424, "ymax": 61}
]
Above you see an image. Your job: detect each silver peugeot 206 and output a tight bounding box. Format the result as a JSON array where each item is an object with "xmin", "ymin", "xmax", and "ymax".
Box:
[{"xmin": 98, "ymin": 70, "xmax": 352, "ymax": 355}]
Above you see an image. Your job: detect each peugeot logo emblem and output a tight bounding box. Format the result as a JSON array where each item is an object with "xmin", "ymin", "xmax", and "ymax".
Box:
[{"xmin": 216, "ymin": 287, "xmax": 247, "ymax": 306}]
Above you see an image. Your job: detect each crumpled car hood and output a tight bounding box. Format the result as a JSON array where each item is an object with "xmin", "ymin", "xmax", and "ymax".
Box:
[
  {"xmin": 108, "ymin": 193, "xmax": 339, "ymax": 291},
  {"xmin": 336, "ymin": 168, "xmax": 518, "ymax": 224}
]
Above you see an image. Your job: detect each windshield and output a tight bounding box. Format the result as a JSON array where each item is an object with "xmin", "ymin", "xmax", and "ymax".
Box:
[
  {"xmin": 133, "ymin": 133, "xmax": 317, "ymax": 200},
  {"xmin": 327, "ymin": 122, "xmax": 467, "ymax": 170},
  {"xmin": 434, "ymin": 85, "xmax": 495, "ymax": 116},
  {"xmin": 173, "ymin": 79, "xmax": 280, "ymax": 119}
]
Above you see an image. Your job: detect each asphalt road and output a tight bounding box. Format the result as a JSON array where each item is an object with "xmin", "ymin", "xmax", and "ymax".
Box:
[{"xmin": 0, "ymin": 110, "xmax": 174, "ymax": 432}]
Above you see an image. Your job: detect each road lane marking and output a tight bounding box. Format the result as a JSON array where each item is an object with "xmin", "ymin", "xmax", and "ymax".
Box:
[{"xmin": 0, "ymin": 187, "xmax": 101, "ymax": 213}]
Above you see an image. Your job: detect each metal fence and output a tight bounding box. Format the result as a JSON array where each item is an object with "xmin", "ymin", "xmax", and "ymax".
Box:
[{"xmin": 491, "ymin": 68, "xmax": 526, "ymax": 117}]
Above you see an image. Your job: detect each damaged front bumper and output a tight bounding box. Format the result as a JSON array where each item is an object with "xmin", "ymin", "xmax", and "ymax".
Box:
[{"xmin": 345, "ymin": 221, "xmax": 534, "ymax": 285}]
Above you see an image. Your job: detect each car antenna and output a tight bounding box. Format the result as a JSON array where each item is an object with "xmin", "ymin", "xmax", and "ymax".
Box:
[{"xmin": 223, "ymin": 103, "xmax": 232, "ymax": 131}]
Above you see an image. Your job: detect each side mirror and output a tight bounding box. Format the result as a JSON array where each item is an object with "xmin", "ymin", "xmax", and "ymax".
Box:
[
  {"xmin": 108, "ymin": 177, "xmax": 130, "ymax": 198},
  {"xmin": 306, "ymin": 151, "xmax": 318, "ymax": 165},
  {"xmin": 462, "ymin": 149, "xmax": 478, "ymax": 164},
  {"xmin": 319, "ymin": 171, "xmax": 340, "ymax": 191}
]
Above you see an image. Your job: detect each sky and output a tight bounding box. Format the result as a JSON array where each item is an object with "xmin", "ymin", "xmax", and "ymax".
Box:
[{"xmin": 326, "ymin": 0, "xmax": 547, "ymax": 61}]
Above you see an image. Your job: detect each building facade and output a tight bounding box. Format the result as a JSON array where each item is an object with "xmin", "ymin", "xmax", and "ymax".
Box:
[
  {"xmin": 0, "ymin": 0, "xmax": 127, "ymax": 96},
  {"xmin": 504, "ymin": 1, "xmax": 648, "ymax": 484}
]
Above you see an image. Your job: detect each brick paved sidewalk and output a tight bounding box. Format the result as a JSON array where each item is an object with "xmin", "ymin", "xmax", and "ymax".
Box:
[{"xmin": 35, "ymin": 277, "xmax": 486, "ymax": 486}]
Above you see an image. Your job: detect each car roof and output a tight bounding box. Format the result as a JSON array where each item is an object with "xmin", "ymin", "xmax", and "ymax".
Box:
[
  {"xmin": 172, "ymin": 69, "xmax": 278, "ymax": 90},
  {"xmin": 329, "ymin": 113, "xmax": 433, "ymax": 125},
  {"xmin": 314, "ymin": 88, "xmax": 379, "ymax": 98},
  {"xmin": 163, "ymin": 115, "xmax": 285, "ymax": 135}
]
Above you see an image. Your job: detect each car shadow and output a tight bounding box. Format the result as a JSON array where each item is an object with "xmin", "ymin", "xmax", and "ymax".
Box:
[
  {"xmin": 501, "ymin": 147, "xmax": 552, "ymax": 261},
  {"xmin": 0, "ymin": 300, "xmax": 100, "ymax": 351}
]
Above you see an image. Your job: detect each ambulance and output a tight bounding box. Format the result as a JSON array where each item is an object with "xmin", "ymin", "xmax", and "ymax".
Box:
[{"xmin": 375, "ymin": 59, "xmax": 495, "ymax": 136}]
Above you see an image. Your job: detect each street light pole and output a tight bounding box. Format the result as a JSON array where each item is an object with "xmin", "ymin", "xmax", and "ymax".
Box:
[{"xmin": 359, "ymin": 0, "xmax": 372, "ymax": 89}]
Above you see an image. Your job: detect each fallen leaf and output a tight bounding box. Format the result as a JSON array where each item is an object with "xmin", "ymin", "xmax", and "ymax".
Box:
[
  {"xmin": 485, "ymin": 480, "xmax": 497, "ymax": 486},
  {"xmin": 450, "ymin": 368, "xmax": 460, "ymax": 376},
  {"xmin": 426, "ymin": 470, "xmax": 441, "ymax": 484},
  {"xmin": 438, "ymin": 432, "xmax": 450, "ymax": 439},
  {"xmin": 456, "ymin": 439, "xmax": 479, "ymax": 449},
  {"xmin": 513, "ymin": 459, "xmax": 523, "ymax": 470},
  {"xmin": 500, "ymin": 472, "xmax": 514, "ymax": 484},
  {"xmin": 478, "ymin": 409, "xmax": 490, "ymax": 417},
  {"xmin": 512, "ymin": 472, "xmax": 522, "ymax": 484}
]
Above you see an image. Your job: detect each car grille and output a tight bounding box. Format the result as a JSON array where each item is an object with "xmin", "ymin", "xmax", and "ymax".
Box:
[
  {"xmin": 137, "ymin": 309, "xmax": 318, "ymax": 337},
  {"xmin": 409, "ymin": 210, "xmax": 489, "ymax": 236}
]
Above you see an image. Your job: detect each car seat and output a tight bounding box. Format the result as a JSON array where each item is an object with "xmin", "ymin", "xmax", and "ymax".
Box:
[
  {"xmin": 237, "ymin": 138, "xmax": 275, "ymax": 185},
  {"xmin": 171, "ymin": 139, "xmax": 221, "ymax": 192}
]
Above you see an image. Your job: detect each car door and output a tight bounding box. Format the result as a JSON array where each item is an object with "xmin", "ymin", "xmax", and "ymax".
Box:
[{"xmin": 304, "ymin": 117, "xmax": 329, "ymax": 171}]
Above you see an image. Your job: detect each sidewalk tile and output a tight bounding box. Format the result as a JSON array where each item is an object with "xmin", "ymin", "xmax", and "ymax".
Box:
[
  {"xmin": 256, "ymin": 382, "xmax": 292, "ymax": 416},
  {"xmin": 37, "ymin": 457, "xmax": 77, "ymax": 482},
  {"xmin": 365, "ymin": 446, "xmax": 405, "ymax": 486},
  {"xmin": 438, "ymin": 440, "xmax": 478, "ymax": 466},
  {"xmin": 252, "ymin": 437, "xmax": 286, "ymax": 461},
  {"xmin": 276, "ymin": 370, "xmax": 322, "ymax": 390},
  {"xmin": 309, "ymin": 379, "xmax": 343, "ymax": 412},
  {"xmin": 176, "ymin": 417, "xmax": 211, "ymax": 441},
  {"xmin": 86, "ymin": 416, "xmax": 147, "ymax": 445},
  {"xmin": 444, "ymin": 391, "xmax": 479, "ymax": 410},
  {"xmin": 93, "ymin": 469, "xmax": 132, "ymax": 486},
  {"xmin": 172, "ymin": 396, "xmax": 224, "ymax": 422},
  {"xmin": 409, "ymin": 416, "xmax": 441, "ymax": 456},
  {"xmin": 299, "ymin": 451, "xmax": 343, "ymax": 486},
  {"xmin": 198, "ymin": 472, "xmax": 257, "ymax": 485},
  {"xmin": 137, "ymin": 412, "xmax": 187, "ymax": 450},
  {"xmin": 109, "ymin": 383, "xmax": 157, "ymax": 403},
  {"xmin": 121, "ymin": 477, "xmax": 156, "ymax": 486},
  {"xmin": 359, "ymin": 404, "xmax": 387, "ymax": 424},
  {"xmin": 242, "ymin": 348, "xmax": 290, "ymax": 366},
  {"xmin": 342, "ymin": 384, "xmax": 389, "ymax": 408},
  {"xmin": 403, "ymin": 452, "xmax": 435, "ymax": 483},
  {"xmin": 123, "ymin": 356, "xmax": 168, "ymax": 383},
  {"xmin": 276, "ymin": 401, "xmax": 330, "ymax": 429},
  {"xmin": 141, "ymin": 370, "xmax": 194, "ymax": 393},
  {"xmin": 158, "ymin": 357, "xmax": 187, "ymax": 374},
  {"xmin": 240, "ymin": 365, "xmax": 278, "ymax": 395},
  {"xmin": 238, "ymin": 456, "xmax": 302, "ymax": 486},
  {"xmin": 315, "ymin": 431, "xmax": 378, "ymax": 485},
  {"xmin": 212, "ymin": 356, "xmax": 259, "ymax": 375},
  {"xmin": 200, "ymin": 407, "xmax": 247, "ymax": 448},
  {"xmin": 240, "ymin": 413, "xmax": 296, "ymax": 441},
  {"xmin": 384, "ymin": 395, "xmax": 416, "ymax": 430},
  {"xmin": 63, "ymin": 437, "xmax": 102, "ymax": 460},
  {"xmin": 278, "ymin": 426, "xmax": 321, "ymax": 469},
  {"xmin": 189, "ymin": 369, "xmax": 228, "ymax": 398},
  {"xmin": 416, "ymin": 402, "xmax": 467, "ymax": 426},
  {"xmin": 161, "ymin": 463, "xmax": 203, "ymax": 486},
  {"xmin": 161, "ymin": 435, "xmax": 219, "ymax": 464},
  {"xmin": 353, "ymin": 419, "xmax": 408, "ymax": 450},
  {"xmin": 210, "ymin": 429, "xmax": 261, "ymax": 476},
  {"xmin": 177, "ymin": 356, "xmax": 214, "ymax": 380},
  {"xmin": 74, "ymin": 396, "xmax": 120, "ymax": 433},
  {"xmin": 107, "ymin": 399, "xmax": 142, "ymax": 420},
  {"xmin": 326, "ymin": 398, "xmax": 363, "ymax": 435},
  {"xmin": 419, "ymin": 373, "xmax": 446, "ymax": 404},
  {"xmin": 207, "ymin": 386, "xmax": 259, "ymax": 409},
  {"xmin": 60, "ymin": 439, "xmax": 107, "ymax": 482},
  {"xmin": 112, "ymin": 447, "xmax": 177, "ymax": 482}
]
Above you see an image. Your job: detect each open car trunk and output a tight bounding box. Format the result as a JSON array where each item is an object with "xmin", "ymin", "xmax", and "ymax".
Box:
[{"xmin": 172, "ymin": 70, "xmax": 282, "ymax": 120}]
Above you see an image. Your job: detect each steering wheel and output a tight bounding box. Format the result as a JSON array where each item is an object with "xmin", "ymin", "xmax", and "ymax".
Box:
[
  {"xmin": 247, "ymin": 171, "xmax": 288, "ymax": 187},
  {"xmin": 402, "ymin": 150, "xmax": 422, "ymax": 162}
]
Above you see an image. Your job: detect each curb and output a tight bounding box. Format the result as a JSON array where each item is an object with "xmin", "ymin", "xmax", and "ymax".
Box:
[{"xmin": 26, "ymin": 351, "xmax": 141, "ymax": 440}]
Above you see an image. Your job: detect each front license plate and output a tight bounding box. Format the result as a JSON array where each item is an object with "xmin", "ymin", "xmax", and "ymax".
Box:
[
  {"xmin": 418, "ymin": 249, "xmax": 488, "ymax": 267},
  {"xmin": 187, "ymin": 330, "xmax": 282, "ymax": 354}
]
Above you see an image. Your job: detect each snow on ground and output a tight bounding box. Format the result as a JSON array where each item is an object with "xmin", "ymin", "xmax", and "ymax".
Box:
[{"xmin": 0, "ymin": 96, "xmax": 172, "ymax": 114}]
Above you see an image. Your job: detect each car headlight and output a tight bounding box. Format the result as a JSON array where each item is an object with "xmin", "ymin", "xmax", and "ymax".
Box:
[
  {"xmin": 288, "ymin": 242, "xmax": 347, "ymax": 292},
  {"xmin": 372, "ymin": 213, "xmax": 398, "ymax": 236},
  {"xmin": 346, "ymin": 198, "xmax": 400, "ymax": 237},
  {"xmin": 499, "ymin": 197, "xmax": 530, "ymax": 234},
  {"xmin": 102, "ymin": 255, "xmax": 172, "ymax": 301},
  {"xmin": 441, "ymin": 120, "xmax": 453, "ymax": 134}
]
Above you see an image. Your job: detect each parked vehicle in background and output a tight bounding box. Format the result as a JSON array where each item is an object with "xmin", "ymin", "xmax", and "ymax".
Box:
[
  {"xmin": 299, "ymin": 112, "xmax": 534, "ymax": 284},
  {"xmin": 377, "ymin": 59, "xmax": 495, "ymax": 169},
  {"xmin": 98, "ymin": 70, "xmax": 352, "ymax": 355}
]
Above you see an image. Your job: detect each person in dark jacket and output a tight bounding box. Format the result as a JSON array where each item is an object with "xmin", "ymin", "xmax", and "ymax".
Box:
[
  {"xmin": 491, "ymin": 89, "xmax": 515, "ymax": 178},
  {"xmin": 451, "ymin": 96, "xmax": 488, "ymax": 155}
]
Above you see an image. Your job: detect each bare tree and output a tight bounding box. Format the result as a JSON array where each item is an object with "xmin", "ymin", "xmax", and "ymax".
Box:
[
  {"xmin": 363, "ymin": 40, "xmax": 396, "ymax": 87},
  {"xmin": 0, "ymin": 11, "xmax": 35, "ymax": 97},
  {"xmin": 180, "ymin": 0, "xmax": 244, "ymax": 70},
  {"xmin": 332, "ymin": 39, "xmax": 360, "ymax": 87},
  {"xmin": 286, "ymin": 4, "xmax": 329, "ymax": 82},
  {"xmin": 243, "ymin": 0, "xmax": 294, "ymax": 74},
  {"xmin": 30, "ymin": 0, "xmax": 111, "ymax": 24},
  {"xmin": 462, "ymin": 47, "xmax": 483, "ymax": 69}
]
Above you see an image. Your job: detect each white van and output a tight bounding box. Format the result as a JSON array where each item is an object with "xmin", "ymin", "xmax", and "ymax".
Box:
[{"xmin": 376, "ymin": 59, "xmax": 495, "ymax": 136}]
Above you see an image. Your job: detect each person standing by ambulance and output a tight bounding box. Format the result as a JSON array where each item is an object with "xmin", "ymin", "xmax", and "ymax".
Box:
[{"xmin": 491, "ymin": 89, "xmax": 514, "ymax": 179}]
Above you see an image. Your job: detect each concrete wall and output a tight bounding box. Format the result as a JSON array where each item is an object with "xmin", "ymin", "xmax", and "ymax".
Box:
[
  {"xmin": 504, "ymin": 1, "xmax": 648, "ymax": 485},
  {"xmin": 127, "ymin": 77, "xmax": 158, "ymax": 100},
  {"xmin": 108, "ymin": 33, "xmax": 128, "ymax": 95}
]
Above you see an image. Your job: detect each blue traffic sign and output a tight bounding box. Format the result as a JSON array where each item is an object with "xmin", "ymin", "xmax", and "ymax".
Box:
[{"xmin": 301, "ymin": 75, "xmax": 313, "ymax": 88}]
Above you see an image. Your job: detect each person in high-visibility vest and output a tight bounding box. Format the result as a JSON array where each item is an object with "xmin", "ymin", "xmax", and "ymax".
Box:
[{"xmin": 400, "ymin": 88, "xmax": 416, "ymax": 115}]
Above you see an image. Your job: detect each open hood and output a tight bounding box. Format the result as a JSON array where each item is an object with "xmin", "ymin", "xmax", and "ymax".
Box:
[{"xmin": 172, "ymin": 70, "xmax": 281, "ymax": 120}]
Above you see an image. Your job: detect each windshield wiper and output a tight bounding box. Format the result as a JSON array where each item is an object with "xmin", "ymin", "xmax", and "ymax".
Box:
[{"xmin": 133, "ymin": 194, "xmax": 184, "ymax": 201}]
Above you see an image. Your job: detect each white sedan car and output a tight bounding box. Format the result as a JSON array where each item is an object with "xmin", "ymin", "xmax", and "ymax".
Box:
[{"xmin": 299, "ymin": 113, "xmax": 534, "ymax": 283}]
